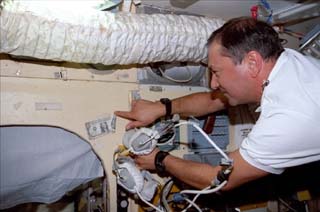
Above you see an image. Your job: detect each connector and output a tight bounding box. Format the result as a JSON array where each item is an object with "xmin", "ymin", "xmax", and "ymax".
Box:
[
  {"xmin": 172, "ymin": 193, "xmax": 186, "ymax": 203},
  {"xmin": 220, "ymin": 158, "xmax": 233, "ymax": 167},
  {"xmin": 117, "ymin": 144, "xmax": 127, "ymax": 153}
]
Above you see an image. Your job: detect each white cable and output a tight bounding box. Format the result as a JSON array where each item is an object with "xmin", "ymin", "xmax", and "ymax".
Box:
[
  {"xmin": 136, "ymin": 191, "xmax": 164, "ymax": 212},
  {"xmin": 180, "ymin": 182, "xmax": 227, "ymax": 212},
  {"xmin": 158, "ymin": 66, "xmax": 193, "ymax": 83},
  {"xmin": 121, "ymin": 120, "xmax": 229, "ymax": 211},
  {"xmin": 181, "ymin": 186, "xmax": 210, "ymax": 212},
  {"xmin": 180, "ymin": 180, "xmax": 227, "ymax": 195},
  {"xmin": 161, "ymin": 180, "xmax": 174, "ymax": 212},
  {"xmin": 175, "ymin": 121, "xmax": 230, "ymax": 210},
  {"xmin": 184, "ymin": 198, "xmax": 202, "ymax": 212},
  {"xmin": 175, "ymin": 121, "xmax": 230, "ymax": 161}
]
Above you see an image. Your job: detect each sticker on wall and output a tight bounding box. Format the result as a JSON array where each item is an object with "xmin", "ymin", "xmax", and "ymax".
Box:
[
  {"xmin": 85, "ymin": 115, "xmax": 116, "ymax": 140},
  {"xmin": 35, "ymin": 102, "xmax": 63, "ymax": 111}
]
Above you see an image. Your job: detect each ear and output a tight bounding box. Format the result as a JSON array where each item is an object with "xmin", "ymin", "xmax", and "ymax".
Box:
[{"xmin": 244, "ymin": 51, "xmax": 262, "ymax": 78}]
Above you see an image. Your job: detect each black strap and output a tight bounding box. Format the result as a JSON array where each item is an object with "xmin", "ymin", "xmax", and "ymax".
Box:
[
  {"xmin": 155, "ymin": 151, "xmax": 169, "ymax": 174},
  {"xmin": 160, "ymin": 98, "xmax": 172, "ymax": 117}
]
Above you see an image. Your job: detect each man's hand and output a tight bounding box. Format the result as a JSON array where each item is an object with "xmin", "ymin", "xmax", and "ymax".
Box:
[
  {"xmin": 134, "ymin": 148, "xmax": 160, "ymax": 170},
  {"xmin": 114, "ymin": 99, "xmax": 165, "ymax": 130}
]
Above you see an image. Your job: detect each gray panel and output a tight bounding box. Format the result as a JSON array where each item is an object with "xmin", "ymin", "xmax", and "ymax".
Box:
[{"xmin": 0, "ymin": 126, "xmax": 104, "ymax": 209}]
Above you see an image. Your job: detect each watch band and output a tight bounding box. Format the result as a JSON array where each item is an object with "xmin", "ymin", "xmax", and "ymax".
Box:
[
  {"xmin": 159, "ymin": 98, "xmax": 172, "ymax": 117},
  {"xmin": 155, "ymin": 151, "xmax": 169, "ymax": 174}
]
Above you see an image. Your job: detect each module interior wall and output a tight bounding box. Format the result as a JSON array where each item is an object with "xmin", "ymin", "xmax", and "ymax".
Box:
[{"xmin": 0, "ymin": 59, "xmax": 209, "ymax": 211}]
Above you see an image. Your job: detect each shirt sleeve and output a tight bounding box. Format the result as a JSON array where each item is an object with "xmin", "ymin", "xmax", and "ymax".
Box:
[{"xmin": 240, "ymin": 106, "xmax": 320, "ymax": 174}]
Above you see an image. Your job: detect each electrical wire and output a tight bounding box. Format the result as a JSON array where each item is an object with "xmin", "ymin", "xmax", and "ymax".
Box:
[
  {"xmin": 181, "ymin": 186, "xmax": 210, "ymax": 212},
  {"xmin": 278, "ymin": 198, "xmax": 298, "ymax": 212},
  {"xmin": 180, "ymin": 180, "xmax": 227, "ymax": 195},
  {"xmin": 160, "ymin": 179, "xmax": 174, "ymax": 212},
  {"xmin": 173, "ymin": 121, "xmax": 230, "ymax": 210},
  {"xmin": 184, "ymin": 198, "xmax": 202, "ymax": 212},
  {"xmin": 180, "ymin": 181, "xmax": 227, "ymax": 212},
  {"xmin": 158, "ymin": 65, "xmax": 193, "ymax": 83},
  {"xmin": 175, "ymin": 121, "xmax": 230, "ymax": 161},
  {"xmin": 115, "ymin": 119, "xmax": 230, "ymax": 211},
  {"xmin": 136, "ymin": 191, "xmax": 164, "ymax": 212}
]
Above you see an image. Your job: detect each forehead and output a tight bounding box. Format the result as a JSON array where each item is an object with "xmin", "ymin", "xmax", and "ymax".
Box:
[
  {"xmin": 208, "ymin": 42, "xmax": 225, "ymax": 68},
  {"xmin": 208, "ymin": 41, "xmax": 221, "ymax": 56}
]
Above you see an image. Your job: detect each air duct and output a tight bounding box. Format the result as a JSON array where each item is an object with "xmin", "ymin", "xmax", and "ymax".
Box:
[{"xmin": 0, "ymin": 0, "xmax": 224, "ymax": 65}]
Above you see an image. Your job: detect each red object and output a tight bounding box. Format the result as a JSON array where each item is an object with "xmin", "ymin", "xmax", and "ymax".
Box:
[
  {"xmin": 251, "ymin": 5, "xmax": 258, "ymax": 19},
  {"xmin": 203, "ymin": 114, "xmax": 216, "ymax": 134}
]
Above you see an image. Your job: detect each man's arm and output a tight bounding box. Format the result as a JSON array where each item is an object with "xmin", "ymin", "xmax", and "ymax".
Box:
[
  {"xmin": 115, "ymin": 91, "xmax": 227, "ymax": 130},
  {"xmin": 134, "ymin": 149, "xmax": 269, "ymax": 190},
  {"xmin": 172, "ymin": 91, "xmax": 227, "ymax": 118}
]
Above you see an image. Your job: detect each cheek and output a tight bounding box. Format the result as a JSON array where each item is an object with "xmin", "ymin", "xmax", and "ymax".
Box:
[
  {"xmin": 228, "ymin": 80, "xmax": 250, "ymax": 104},
  {"xmin": 219, "ymin": 75, "xmax": 235, "ymax": 91},
  {"xmin": 221, "ymin": 78, "xmax": 243, "ymax": 98}
]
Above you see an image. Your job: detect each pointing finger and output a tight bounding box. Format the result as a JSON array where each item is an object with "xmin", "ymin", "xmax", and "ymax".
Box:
[{"xmin": 114, "ymin": 111, "xmax": 134, "ymax": 120}]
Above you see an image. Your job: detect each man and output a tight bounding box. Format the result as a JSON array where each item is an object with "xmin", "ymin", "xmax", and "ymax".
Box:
[{"xmin": 115, "ymin": 17, "xmax": 320, "ymax": 191}]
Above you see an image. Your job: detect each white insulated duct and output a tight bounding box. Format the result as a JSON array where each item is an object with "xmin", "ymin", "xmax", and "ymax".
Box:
[{"xmin": 0, "ymin": 0, "xmax": 224, "ymax": 65}]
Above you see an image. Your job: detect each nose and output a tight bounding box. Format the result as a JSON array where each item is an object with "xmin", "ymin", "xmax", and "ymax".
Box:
[{"xmin": 210, "ymin": 75, "xmax": 219, "ymax": 90}]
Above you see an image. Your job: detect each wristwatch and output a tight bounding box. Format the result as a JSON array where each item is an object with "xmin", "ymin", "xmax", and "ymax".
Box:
[
  {"xmin": 154, "ymin": 151, "xmax": 169, "ymax": 174},
  {"xmin": 159, "ymin": 98, "xmax": 172, "ymax": 117}
]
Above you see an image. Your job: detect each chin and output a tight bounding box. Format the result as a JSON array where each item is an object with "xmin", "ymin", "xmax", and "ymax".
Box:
[
  {"xmin": 229, "ymin": 102, "xmax": 239, "ymax": 106},
  {"xmin": 227, "ymin": 98, "xmax": 239, "ymax": 106}
]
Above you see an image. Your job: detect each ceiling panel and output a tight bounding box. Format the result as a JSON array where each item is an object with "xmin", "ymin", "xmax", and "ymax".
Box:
[{"xmin": 140, "ymin": 0, "xmax": 302, "ymax": 20}]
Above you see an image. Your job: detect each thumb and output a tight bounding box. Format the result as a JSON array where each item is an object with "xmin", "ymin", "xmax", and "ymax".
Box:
[{"xmin": 126, "ymin": 121, "xmax": 144, "ymax": 130}]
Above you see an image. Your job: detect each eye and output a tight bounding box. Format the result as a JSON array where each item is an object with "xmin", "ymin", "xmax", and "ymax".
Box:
[
  {"xmin": 209, "ymin": 67, "xmax": 215, "ymax": 73},
  {"xmin": 209, "ymin": 66, "xmax": 220, "ymax": 77},
  {"xmin": 211, "ymin": 69, "xmax": 219, "ymax": 77}
]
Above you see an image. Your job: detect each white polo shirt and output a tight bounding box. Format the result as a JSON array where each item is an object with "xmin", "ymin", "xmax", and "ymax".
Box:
[{"xmin": 240, "ymin": 49, "xmax": 320, "ymax": 174}]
